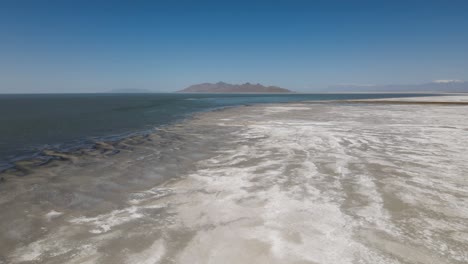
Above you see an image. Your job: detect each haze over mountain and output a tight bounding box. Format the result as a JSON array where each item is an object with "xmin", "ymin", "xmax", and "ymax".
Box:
[
  {"xmin": 326, "ymin": 80, "xmax": 468, "ymax": 93},
  {"xmin": 177, "ymin": 82, "xmax": 292, "ymax": 93}
]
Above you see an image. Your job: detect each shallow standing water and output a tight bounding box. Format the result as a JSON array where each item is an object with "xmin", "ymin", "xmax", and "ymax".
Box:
[{"xmin": 1, "ymin": 97, "xmax": 468, "ymax": 263}]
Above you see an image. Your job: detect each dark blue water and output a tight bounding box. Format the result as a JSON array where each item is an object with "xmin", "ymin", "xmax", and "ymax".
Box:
[{"xmin": 0, "ymin": 93, "xmax": 435, "ymax": 170}]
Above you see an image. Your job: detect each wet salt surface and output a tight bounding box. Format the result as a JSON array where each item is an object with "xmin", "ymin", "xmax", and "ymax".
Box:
[{"xmin": 1, "ymin": 98, "xmax": 468, "ymax": 263}]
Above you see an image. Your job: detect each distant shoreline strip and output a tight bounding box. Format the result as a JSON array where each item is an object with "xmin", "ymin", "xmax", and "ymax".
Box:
[{"xmin": 305, "ymin": 100, "xmax": 468, "ymax": 105}]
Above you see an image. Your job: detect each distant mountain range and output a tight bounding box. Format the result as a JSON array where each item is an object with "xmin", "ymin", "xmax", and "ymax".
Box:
[
  {"xmin": 327, "ymin": 80, "xmax": 468, "ymax": 93},
  {"xmin": 107, "ymin": 80, "xmax": 467, "ymax": 94},
  {"xmin": 177, "ymin": 82, "xmax": 292, "ymax": 93}
]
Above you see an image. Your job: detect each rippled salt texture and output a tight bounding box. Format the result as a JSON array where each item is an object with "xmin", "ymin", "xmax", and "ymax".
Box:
[{"xmin": 1, "ymin": 100, "xmax": 468, "ymax": 263}]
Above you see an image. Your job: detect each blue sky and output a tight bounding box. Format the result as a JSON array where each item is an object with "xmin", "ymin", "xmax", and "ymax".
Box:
[{"xmin": 1, "ymin": 0, "xmax": 467, "ymax": 93}]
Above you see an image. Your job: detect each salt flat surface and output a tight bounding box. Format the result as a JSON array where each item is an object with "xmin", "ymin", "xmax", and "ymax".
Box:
[
  {"xmin": 2, "ymin": 102, "xmax": 468, "ymax": 263},
  {"xmin": 162, "ymin": 103, "xmax": 468, "ymax": 264}
]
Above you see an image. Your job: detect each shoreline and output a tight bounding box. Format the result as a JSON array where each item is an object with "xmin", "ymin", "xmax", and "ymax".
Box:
[
  {"xmin": 0, "ymin": 104, "xmax": 237, "ymax": 176},
  {"xmin": 2, "ymin": 94, "xmax": 467, "ymax": 177},
  {"xmin": 0, "ymin": 93, "xmax": 436, "ymax": 176}
]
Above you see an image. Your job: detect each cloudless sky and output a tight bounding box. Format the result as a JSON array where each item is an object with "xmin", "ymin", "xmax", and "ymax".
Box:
[{"xmin": 1, "ymin": 0, "xmax": 467, "ymax": 93}]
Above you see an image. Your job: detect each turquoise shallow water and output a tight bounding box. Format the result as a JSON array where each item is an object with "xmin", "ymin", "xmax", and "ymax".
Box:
[{"xmin": 0, "ymin": 93, "xmax": 435, "ymax": 170}]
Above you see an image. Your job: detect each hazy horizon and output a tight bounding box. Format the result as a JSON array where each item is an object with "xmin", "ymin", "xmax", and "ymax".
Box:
[{"xmin": 1, "ymin": 1, "xmax": 468, "ymax": 93}]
